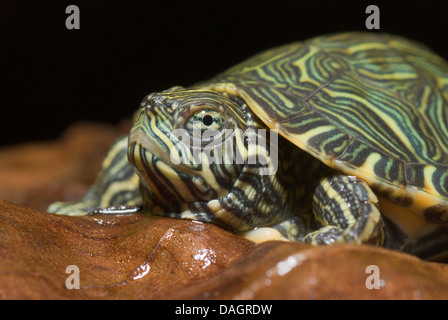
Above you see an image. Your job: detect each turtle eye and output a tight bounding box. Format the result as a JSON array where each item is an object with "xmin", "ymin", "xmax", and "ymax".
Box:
[{"xmin": 185, "ymin": 109, "xmax": 224, "ymax": 136}]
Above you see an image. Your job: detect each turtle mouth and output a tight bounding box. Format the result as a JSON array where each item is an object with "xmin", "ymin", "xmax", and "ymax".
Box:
[
  {"xmin": 128, "ymin": 127, "xmax": 218, "ymax": 208},
  {"xmin": 128, "ymin": 126, "xmax": 173, "ymax": 167}
]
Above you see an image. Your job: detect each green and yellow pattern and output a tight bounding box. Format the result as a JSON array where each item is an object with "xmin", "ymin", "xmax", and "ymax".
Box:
[{"xmin": 49, "ymin": 32, "xmax": 448, "ymax": 260}]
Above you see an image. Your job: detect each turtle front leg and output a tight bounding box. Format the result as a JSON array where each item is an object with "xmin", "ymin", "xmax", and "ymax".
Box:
[
  {"xmin": 47, "ymin": 136, "xmax": 142, "ymax": 216},
  {"xmin": 304, "ymin": 175, "xmax": 385, "ymax": 246}
]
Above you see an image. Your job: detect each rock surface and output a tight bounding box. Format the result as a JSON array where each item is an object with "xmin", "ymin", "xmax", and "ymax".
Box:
[
  {"xmin": 0, "ymin": 121, "xmax": 132, "ymax": 210},
  {"xmin": 0, "ymin": 121, "xmax": 447, "ymax": 299}
]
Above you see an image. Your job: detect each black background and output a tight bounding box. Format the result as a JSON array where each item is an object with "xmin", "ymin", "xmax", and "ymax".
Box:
[{"xmin": 1, "ymin": 0, "xmax": 447, "ymax": 147}]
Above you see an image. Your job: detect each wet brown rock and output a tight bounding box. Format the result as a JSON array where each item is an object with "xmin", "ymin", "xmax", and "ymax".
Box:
[
  {"xmin": 0, "ymin": 121, "xmax": 131, "ymax": 211},
  {"xmin": 168, "ymin": 241, "xmax": 448, "ymax": 299},
  {"xmin": 0, "ymin": 199, "xmax": 447, "ymax": 299},
  {"xmin": 0, "ymin": 200, "xmax": 254, "ymax": 299},
  {"xmin": 0, "ymin": 121, "xmax": 447, "ymax": 299}
]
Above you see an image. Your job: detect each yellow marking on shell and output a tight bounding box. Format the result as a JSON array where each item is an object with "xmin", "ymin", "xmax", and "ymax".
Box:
[
  {"xmin": 423, "ymin": 165, "xmax": 439, "ymax": 195},
  {"xmin": 437, "ymin": 75, "xmax": 448, "ymax": 89},
  {"xmin": 304, "ymin": 125, "xmax": 334, "ymax": 142},
  {"xmin": 343, "ymin": 42, "xmax": 389, "ymax": 54},
  {"xmin": 270, "ymin": 88, "xmax": 297, "ymax": 109},
  {"xmin": 323, "ymin": 89, "xmax": 417, "ymax": 157},
  {"xmin": 357, "ymin": 68, "xmax": 418, "ymax": 80},
  {"xmin": 286, "ymin": 125, "xmax": 340, "ymax": 156},
  {"xmin": 236, "ymin": 50, "xmax": 291, "ymax": 74},
  {"xmin": 420, "ymin": 86, "xmax": 443, "ymax": 117},
  {"xmin": 418, "ymin": 86, "xmax": 431, "ymax": 112},
  {"xmin": 291, "ymin": 45, "xmax": 322, "ymax": 85},
  {"xmin": 255, "ymin": 67, "xmax": 283, "ymax": 88},
  {"xmin": 355, "ymin": 152, "xmax": 382, "ymax": 177}
]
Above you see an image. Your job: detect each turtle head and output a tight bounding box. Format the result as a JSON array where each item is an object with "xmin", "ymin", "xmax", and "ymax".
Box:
[{"xmin": 128, "ymin": 86, "xmax": 285, "ymax": 231}]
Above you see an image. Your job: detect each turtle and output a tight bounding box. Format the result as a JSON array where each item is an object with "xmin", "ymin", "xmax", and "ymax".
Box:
[{"xmin": 48, "ymin": 32, "xmax": 448, "ymax": 260}]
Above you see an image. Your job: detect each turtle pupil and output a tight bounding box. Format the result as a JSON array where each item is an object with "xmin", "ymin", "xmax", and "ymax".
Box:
[{"xmin": 202, "ymin": 115, "xmax": 214, "ymax": 126}]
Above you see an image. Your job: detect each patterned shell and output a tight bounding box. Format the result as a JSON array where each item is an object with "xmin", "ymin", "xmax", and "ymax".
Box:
[{"xmin": 196, "ymin": 32, "xmax": 448, "ymax": 215}]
